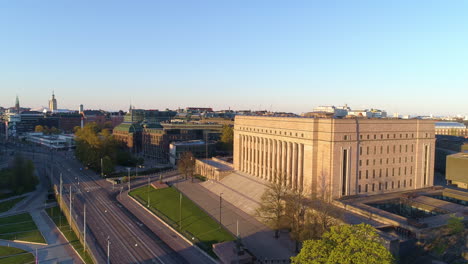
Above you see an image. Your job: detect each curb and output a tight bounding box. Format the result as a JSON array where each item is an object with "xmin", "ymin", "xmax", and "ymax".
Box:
[
  {"xmin": 11, "ymin": 240, "xmax": 47, "ymax": 246},
  {"xmin": 126, "ymin": 193, "xmax": 219, "ymax": 264},
  {"xmin": 43, "ymin": 210, "xmax": 89, "ymax": 264}
]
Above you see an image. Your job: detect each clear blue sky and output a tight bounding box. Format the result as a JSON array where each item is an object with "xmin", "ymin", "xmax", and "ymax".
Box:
[{"xmin": 1, "ymin": 1, "xmax": 467, "ymax": 116}]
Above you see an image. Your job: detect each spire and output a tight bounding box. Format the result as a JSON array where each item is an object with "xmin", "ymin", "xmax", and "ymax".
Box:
[{"xmin": 15, "ymin": 95, "xmax": 20, "ymax": 112}]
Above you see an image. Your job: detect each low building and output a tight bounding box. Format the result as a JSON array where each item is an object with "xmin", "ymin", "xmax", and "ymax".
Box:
[
  {"xmin": 195, "ymin": 157, "xmax": 234, "ymax": 181},
  {"xmin": 435, "ymin": 122, "xmax": 468, "ymax": 137},
  {"xmin": 25, "ymin": 132, "xmax": 75, "ymax": 149},
  {"xmin": 446, "ymin": 145, "xmax": 468, "ymax": 189},
  {"xmin": 169, "ymin": 140, "xmax": 216, "ymax": 165}
]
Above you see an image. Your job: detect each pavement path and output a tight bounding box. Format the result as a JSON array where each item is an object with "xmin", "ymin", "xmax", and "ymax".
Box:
[{"xmin": 0, "ymin": 152, "xmax": 83, "ymax": 263}]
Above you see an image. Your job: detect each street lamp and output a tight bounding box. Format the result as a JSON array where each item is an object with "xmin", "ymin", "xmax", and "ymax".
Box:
[
  {"xmin": 107, "ymin": 236, "xmax": 111, "ymax": 264},
  {"xmin": 147, "ymin": 176, "xmax": 151, "ymax": 208},
  {"xmin": 127, "ymin": 168, "xmax": 131, "ymax": 191},
  {"xmin": 219, "ymin": 192, "xmax": 223, "ymax": 228}
]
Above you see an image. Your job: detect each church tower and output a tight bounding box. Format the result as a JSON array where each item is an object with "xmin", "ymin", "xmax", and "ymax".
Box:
[{"xmin": 49, "ymin": 91, "xmax": 58, "ymax": 112}]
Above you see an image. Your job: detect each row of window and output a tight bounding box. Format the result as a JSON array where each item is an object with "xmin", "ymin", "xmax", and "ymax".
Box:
[
  {"xmin": 358, "ymin": 166, "xmax": 413, "ymax": 179},
  {"xmin": 360, "ymin": 144, "xmax": 414, "ymax": 155},
  {"xmin": 344, "ymin": 133, "xmax": 431, "ymax": 141},
  {"xmin": 239, "ymin": 126, "xmax": 305, "ymax": 138},
  {"xmin": 358, "ymin": 179, "xmax": 413, "ymax": 193},
  {"xmin": 359, "ymin": 156, "xmax": 414, "ymax": 167}
]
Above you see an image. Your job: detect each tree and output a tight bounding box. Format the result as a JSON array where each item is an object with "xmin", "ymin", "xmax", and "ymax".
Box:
[
  {"xmin": 177, "ymin": 152, "xmax": 195, "ymax": 180},
  {"xmin": 34, "ymin": 125, "xmax": 44, "ymax": 133},
  {"xmin": 291, "ymin": 223, "xmax": 395, "ymax": 264},
  {"xmin": 255, "ymin": 175, "xmax": 288, "ymax": 238},
  {"xmin": 101, "ymin": 156, "xmax": 115, "ymax": 176},
  {"xmin": 311, "ymin": 171, "xmax": 343, "ymax": 236},
  {"xmin": 285, "ymin": 189, "xmax": 309, "ymax": 252},
  {"xmin": 219, "ymin": 125, "xmax": 234, "ymax": 151}
]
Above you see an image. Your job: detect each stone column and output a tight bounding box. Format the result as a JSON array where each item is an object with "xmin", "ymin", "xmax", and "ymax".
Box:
[
  {"xmin": 267, "ymin": 139, "xmax": 271, "ymax": 181},
  {"xmin": 276, "ymin": 140, "xmax": 281, "ymax": 183},
  {"xmin": 298, "ymin": 144, "xmax": 304, "ymax": 192},
  {"xmin": 247, "ymin": 136, "xmax": 252, "ymax": 174},
  {"xmin": 262, "ymin": 138, "xmax": 267, "ymax": 179},
  {"xmin": 281, "ymin": 141, "xmax": 287, "ymax": 186},
  {"xmin": 292, "ymin": 143, "xmax": 298, "ymax": 190},
  {"xmin": 286, "ymin": 142, "xmax": 292, "ymax": 188},
  {"xmin": 254, "ymin": 137, "xmax": 259, "ymax": 177}
]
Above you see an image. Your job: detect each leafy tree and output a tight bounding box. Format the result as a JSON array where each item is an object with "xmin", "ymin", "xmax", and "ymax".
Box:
[
  {"xmin": 74, "ymin": 122, "xmax": 119, "ymax": 174},
  {"xmin": 256, "ymin": 175, "xmax": 288, "ymax": 238},
  {"xmin": 35, "ymin": 125, "xmax": 44, "ymax": 133},
  {"xmin": 291, "ymin": 223, "xmax": 394, "ymax": 264},
  {"xmin": 177, "ymin": 151, "xmax": 195, "ymax": 180},
  {"xmin": 219, "ymin": 125, "xmax": 234, "ymax": 151},
  {"xmin": 426, "ymin": 214, "xmax": 467, "ymax": 262},
  {"xmin": 0, "ymin": 154, "xmax": 38, "ymax": 194},
  {"xmin": 101, "ymin": 155, "xmax": 115, "ymax": 176}
]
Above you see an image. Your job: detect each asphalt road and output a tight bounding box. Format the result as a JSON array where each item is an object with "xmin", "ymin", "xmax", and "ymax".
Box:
[{"xmin": 18, "ymin": 145, "xmax": 188, "ymax": 264}]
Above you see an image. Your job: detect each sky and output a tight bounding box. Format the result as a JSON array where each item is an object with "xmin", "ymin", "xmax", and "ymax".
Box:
[{"xmin": 0, "ymin": 1, "xmax": 467, "ymax": 116}]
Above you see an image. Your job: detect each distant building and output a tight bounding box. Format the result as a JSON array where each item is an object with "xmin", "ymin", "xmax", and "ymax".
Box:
[
  {"xmin": 168, "ymin": 140, "xmax": 216, "ymax": 165},
  {"xmin": 446, "ymin": 145, "xmax": 468, "ymax": 189},
  {"xmin": 49, "ymin": 92, "xmax": 58, "ymax": 112},
  {"xmin": 312, "ymin": 105, "xmax": 350, "ymax": 118},
  {"xmin": 186, "ymin": 107, "xmax": 213, "ymax": 113},
  {"xmin": 435, "ymin": 122, "xmax": 468, "ymax": 137}
]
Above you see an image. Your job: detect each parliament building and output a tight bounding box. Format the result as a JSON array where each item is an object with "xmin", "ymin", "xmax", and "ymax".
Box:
[{"xmin": 233, "ymin": 116, "xmax": 435, "ymax": 199}]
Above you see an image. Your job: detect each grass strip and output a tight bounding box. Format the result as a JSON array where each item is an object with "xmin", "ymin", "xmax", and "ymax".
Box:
[
  {"xmin": 0, "ymin": 246, "xmax": 35, "ymax": 264},
  {"xmin": 45, "ymin": 206, "xmax": 94, "ymax": 264},
  {"xmin": 130, "ymin": 186, "xmax": 235, "ymax": 258},
  {"xmin": 0, "ymin": 213, "xmax": 45, "ymax": 244},
  {"xmin": 0, "ymin": 197, "xmax": 25, "ymax": 213}
]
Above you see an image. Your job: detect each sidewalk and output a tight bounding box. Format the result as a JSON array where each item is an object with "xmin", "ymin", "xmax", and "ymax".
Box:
[
  {"xmin": 0, "ymin": 162, "xmax": 83, "ymax": 263},
  {"xmin": 175, "ymin": 180, "xmax": 295, "ymax": 261}
]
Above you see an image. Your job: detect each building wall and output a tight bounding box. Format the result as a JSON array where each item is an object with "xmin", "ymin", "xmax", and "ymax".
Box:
[
  {"xmin": 446, "ymin": 153, "xmax": 468, "ymax": 189},
  {"xmin": 435, "ymin": 128, "xmax": 468, "ymax": 137},
  {"xmin": 234, "ymin": 116, "xmax": 435, "ymax": 198}
]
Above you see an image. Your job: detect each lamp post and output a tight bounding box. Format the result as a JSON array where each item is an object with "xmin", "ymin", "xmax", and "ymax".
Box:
[
  {"xmin": 127, "ymin": 168, "xmax": 131, "ymax": 191},
  {"xmin": 179, "ymin": 192, "xmax": 182, "ymax": 229},
  {"xmin": 147, "ymin": 177, "xmax": 151, "ymax": 207},
  {"xmin": 107, "ymin": 236, "xmax": 111, "ymax": 264},
  {"xmin": 83, "ymin": 204, "xmax": 86, "ymax": 252},
  {"xmin": 219, "ymin": 192, "xmax": 223, "ymax": 228}
]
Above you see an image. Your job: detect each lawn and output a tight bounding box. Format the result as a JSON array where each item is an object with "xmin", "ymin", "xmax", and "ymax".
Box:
[
  {"xmin": 0, "ymin": 246, "xmax": 34, "ymax": 264},
  {"xmin": 130, "ymin": 186, "xmax": 235, "ymax": 257},
  {"xmin": 0, "ymin": 197, "xmax": 25, "ymax": 213},
  {"xmin": 45, "ymin": 206, "xmax": 94, "ymax": 264},
  {"xmin": 0, "ymin": 213, "xmax": 45, "ymax": 244}
]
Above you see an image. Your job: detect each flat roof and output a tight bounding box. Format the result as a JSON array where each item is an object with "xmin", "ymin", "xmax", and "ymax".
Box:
[{"xmin": 199, "ymin": 159, "xmax": 233, "ymax": 171}]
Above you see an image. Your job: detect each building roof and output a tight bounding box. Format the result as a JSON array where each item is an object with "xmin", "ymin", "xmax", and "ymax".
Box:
[
  {"xmin": 435, "ymin": 122, "xmax": 466, "ymax": 129},
  {"xmin": 199, "ymin": 158, "xmax": 234, "ymax": 171},
  {"xmin": 113, "ymin": 123, "xmax": 142, "ymax": 133}
]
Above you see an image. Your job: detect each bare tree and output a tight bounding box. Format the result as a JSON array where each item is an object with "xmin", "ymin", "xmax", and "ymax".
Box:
[
  {"xmin": 177, "ymin": 152, "xmax": 195, "ymax": 181},
  {"xmin": 256, "ymin": 175, "xmax": 289, "ymax": 239},
  {"xmin": 311, "ymin": 171, "xmax": 343, "ymax": 236},
  {"xmin": 285, "ymin": 188, "xmax": 309, "ymax": 252}
]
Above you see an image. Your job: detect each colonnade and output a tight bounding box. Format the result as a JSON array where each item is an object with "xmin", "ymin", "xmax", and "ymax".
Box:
[{"xmin": 238, "ymin": 134, "xmax": 304, "ymax": 191}]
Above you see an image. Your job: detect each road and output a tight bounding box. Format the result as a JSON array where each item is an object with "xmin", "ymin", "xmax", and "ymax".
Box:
[{"xmin": 25, "ymin": 146, "xmax": 188, "ymax": 264}]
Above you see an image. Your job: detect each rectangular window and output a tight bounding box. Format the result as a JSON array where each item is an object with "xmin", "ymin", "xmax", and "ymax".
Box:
[
  {"xmin": 342, "ymin": 149, "xmax": 348, "ymax": 196},
  {"xmin": 372, "ymin": 184, "xmax": 375, "ymax": 192},
  {"xmin": 379, "ymin": 183, "xmax": 382, "ymax": 190},
  {"xmin": 366, "ymin": 170, "xmax": 368, "ymax": 179},
  {"xmin": 365, "ymin": 184, "xmax": 368, "ymax": 192},
  {"xmin": 410, "ymin": 179, "xmax": 412, "ymax": 186},
  {"xmin": 358, "ymin": 185, "xmax": 361, "ymax": 193},
  {"xmin": 359, "ymin": 171, "xmax": 361, "ymax": 179}
]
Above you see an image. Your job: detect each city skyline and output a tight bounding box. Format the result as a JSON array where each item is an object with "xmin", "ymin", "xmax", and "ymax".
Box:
[{"xmin": 1, "ymin": 1, "xmax": 468, "ymax": 115}]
